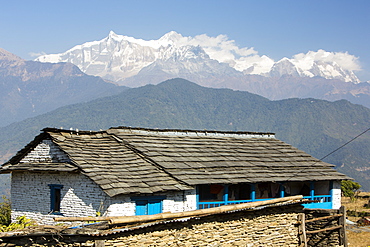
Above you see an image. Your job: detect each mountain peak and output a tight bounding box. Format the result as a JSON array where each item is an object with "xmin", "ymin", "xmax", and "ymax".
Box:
[
  {"xmin": 159, "ymin": 31, "xmax": 184, "ymax": 43},
  {"xmin": 35, "ymin": 32, "xmax": 361, "ymax": 84},
  {"xmin": 108, "ymin": 30, "xmax": 119, "ymax": 38},
  {"xmin": 0, "ymin": 48, "xmax": 24, "ymax": 62}
]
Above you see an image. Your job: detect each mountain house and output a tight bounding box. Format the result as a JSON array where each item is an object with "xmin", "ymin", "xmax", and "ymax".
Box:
[{"xmin": 1, "ymin": 126, "xmax": 349, "ymax": 225}]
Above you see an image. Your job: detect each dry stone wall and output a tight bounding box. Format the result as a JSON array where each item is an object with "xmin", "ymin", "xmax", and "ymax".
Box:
[
  {"xmin": 304, "ymin": 209, "xmax": 343, "ymax": 246},
  {"xmin": 1, "ymin": 205, "xmax": 303, "ymax": 247}
]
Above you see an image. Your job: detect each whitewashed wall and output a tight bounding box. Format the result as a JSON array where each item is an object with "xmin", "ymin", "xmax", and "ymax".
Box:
[
  {"xmin": 11, "ymin": 171, "xmax": 198, "ymax": 225},
  {"xmin": 11, "ymin": 172, "xmax": 109, "ymax": 225},
  {"xmin": 105, "ymin": 189, "xmax": 197, "ymax": 216},
  {"xmin": 11, "ymin": 136, "xmax": 342, "ymax": 225},
  {"xmin": 11, "ymin": 139, "xmax": 198, "ymax": 224},
  {"xmin": 20, "ymin": 139, "xmax": 70, "ymax": 163},
  {"xmin": 331, "ymin": 180, "xmax": 342, "ymax": 209}
]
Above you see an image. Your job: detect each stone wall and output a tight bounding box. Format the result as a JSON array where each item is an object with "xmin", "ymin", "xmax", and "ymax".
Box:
[
  {"xmin": 304, "ymin": 208, "xmax": 344, "ymax": 246},
  {"xmin": 0, "ymin": 205, "xmax": 303, "ymax": 247},
  {"xmin": 11, "ymin": 139, "xmax": 198, "ymax": 225},
  {"xmin": 11, "ymin": 171, "xmax": 110, "ymax": 225},
  {"xmin": 11, "ymin": 171, "xmax": 197, "ymax": 225},
  {"xmin": 20, "ymin": 139, "xmax": 70, "ymax": 163}
]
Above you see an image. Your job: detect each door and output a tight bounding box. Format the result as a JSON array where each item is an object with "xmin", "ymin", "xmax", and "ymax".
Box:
[{"xmin": 132, "ymin": 196, "xmax": 165, "ymax": 215}]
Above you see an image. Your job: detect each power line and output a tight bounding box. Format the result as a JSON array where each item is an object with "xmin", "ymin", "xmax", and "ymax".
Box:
[
  {"xmin": 286, "ymin": 126, "xmax": 370, "ymax": 181},
  {"xmin": 319, "ymin": 127, "xmax": 370, "ymax": 161}
]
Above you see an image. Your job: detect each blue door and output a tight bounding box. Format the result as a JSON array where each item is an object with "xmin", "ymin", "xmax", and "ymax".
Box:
[{"xmin": 132, "ymin": 196, "xmax": 165, "ymax": 215}]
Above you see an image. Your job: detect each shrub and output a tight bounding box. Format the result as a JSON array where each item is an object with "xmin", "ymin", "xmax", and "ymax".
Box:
[
  {"xmin": 0, "ymin": 215, "xmax": 36, "ymax": 232},
  {"xmin": 0, "ymin": 196, "xmax": 11, "ymax": 226},
  {"xmin": 341, "ymin": 180, "xmax": 361, "ymax": 201}
]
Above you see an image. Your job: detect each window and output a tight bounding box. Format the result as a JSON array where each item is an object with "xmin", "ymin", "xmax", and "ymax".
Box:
[
  {"xmin": 198, "ymin": 184, "xmax": 224, "ymax": 201},
  {"xmin": 228, "ymin": 183, "xmax": 251, "ymax": 201},
  {"xmin": 198, "ymin": 183, "xmax": 253, "ymax": 202},
  {"xmin": 48, "ymin": 184, "xmax": 63, "ymax": 214},
  {"xmin": 131, "ymin": 196, "xmax": 166, "ymax": 216}
]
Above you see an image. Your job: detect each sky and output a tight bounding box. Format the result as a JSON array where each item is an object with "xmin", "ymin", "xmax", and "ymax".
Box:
[{"xmin": 1, "ymin": 0, "xmax": 369, "ymax": 81}]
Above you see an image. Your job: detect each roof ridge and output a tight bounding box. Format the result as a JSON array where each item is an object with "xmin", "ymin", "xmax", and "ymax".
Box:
[
  {"xmin": 42, "ymin": 126, "xmax": 276, "ymax": 138},
  {"xmin": 109, "ymin": 126, "xmax": 275, "ymax": 138},
  {"xmin": 42, "ymin": 127, "xmax": 104, "ymax": 135}
]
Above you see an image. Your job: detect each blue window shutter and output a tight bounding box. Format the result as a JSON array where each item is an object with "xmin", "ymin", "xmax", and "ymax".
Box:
[
  {"xmin": 135, "ymin": 200, "xmax": 148, "ymax": 216},
  {"xmin": 131, "ymin": 196, "xmax": 165, "ymax": 215},
  {"xmin": 148, "ymin": 199, "xmax": 162, "ymax": 215}
]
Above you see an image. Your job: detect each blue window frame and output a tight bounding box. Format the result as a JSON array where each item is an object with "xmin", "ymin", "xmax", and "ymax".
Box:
[
  {"xmin": 131, "ymin": 196, "xmax": 166, "ymax": 215},
  {"xmin": 48, "ymin": 184, "xmax": 63, "ymax": 214}
]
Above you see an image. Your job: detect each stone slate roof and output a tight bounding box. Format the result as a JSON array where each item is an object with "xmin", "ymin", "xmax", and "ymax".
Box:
[{"xmin": 1, "ymin": 126, "xmax": 350, "ymax": 197}]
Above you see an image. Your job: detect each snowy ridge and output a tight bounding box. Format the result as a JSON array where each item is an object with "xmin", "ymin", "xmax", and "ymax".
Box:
[{"xmin": 36, "ymin": 31, "xmax": 361, "ymax": 84}]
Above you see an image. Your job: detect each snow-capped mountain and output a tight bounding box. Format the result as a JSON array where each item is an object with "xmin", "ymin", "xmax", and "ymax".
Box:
[
  {"xmin": 36, "ymin": 31, "xmax": 241, "ymax": 84},
  {"xmin": 269, "ymin": 54, "xmax": 359, "ymax": 83},
  {"xmin": 36, "ymin": 31, "xmax": 360, "ymax": 86}
]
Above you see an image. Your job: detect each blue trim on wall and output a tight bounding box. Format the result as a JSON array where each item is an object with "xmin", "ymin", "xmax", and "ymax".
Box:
[{"xmin": 303, "ymin": 202, "xmax": 332, "ymax": 209}]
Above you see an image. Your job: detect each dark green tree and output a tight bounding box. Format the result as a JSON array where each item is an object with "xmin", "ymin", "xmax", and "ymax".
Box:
[{"xmin": 341, "ymin": 180, "xmax": 361, "ymax": 201}]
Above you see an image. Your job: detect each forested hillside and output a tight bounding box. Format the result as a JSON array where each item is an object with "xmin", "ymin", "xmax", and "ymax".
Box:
[
  {"xmin": 1, "ymin": 78, "xmax": 369, "ymax": 192},
  {"xmin": 0, "ymin": 48, "xmax": 127, "ymax": 127}
]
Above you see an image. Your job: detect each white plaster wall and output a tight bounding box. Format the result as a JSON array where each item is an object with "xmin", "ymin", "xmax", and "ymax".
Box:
[
  {"xmin": 11, "ymin": 171, "xmax": 198, "ymax": 224},
  {"xmin": 20, "ymin": 139, "xmax": 70, "ymax": 163},
  {"xmin": 105, "ymin": 196, "xmax": 136, "ymax": 216},
  {"xmin": 11, "ymin": 172, "xmax": 111, "ymax": 225},
  {"xmin": 105, "ymin": 189, "xmax": 197, "ymax": 216},
  {"xmin": 331, "ymin": 180, "xmax": 342, "ymax": 209},
  {"xmin": 11, "ymin": 137, "xmax": 198, "ymax": 224},
  {"xmin": 163, "ymin": 189, "xmax": 197, "ymax": 213}
]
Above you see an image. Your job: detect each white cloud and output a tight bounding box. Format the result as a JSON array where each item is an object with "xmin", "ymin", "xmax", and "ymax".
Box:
[
  {"xmin": 235, "ymin": 55, "xmax": 275, "ymax": 74},
  {"xmin": 29, "ymin": 51, "xmax": 46, "ymax": 57},
  {"xmin": 185, "ymin": 34, "xmax": 269, "ymax": 73},
  {"xmin": 292, "ymin": 49, "xmax": 361, "ymax": 71},
  {"xmin": 182, "ymin": 33, "xmax": 361, "ymax": 76}
]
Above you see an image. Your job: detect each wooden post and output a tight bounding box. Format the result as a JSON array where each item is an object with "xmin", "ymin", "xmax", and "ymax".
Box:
[
  {"xmin": 54, "ymin": 195, "xmax": 304, "ymax": 223},
  {"xmin": 310, "ymin": 182, "xmax": 315, "ymax": 201},
  {"xmin": 280, "ymin": 183, "xmax": 285, "ymax": 198},
  {"xmin": 305, "ymin": 214, "xmax": 343, "ymax": 223},
  {"xmin": 298, "ymin": 213, "xmax": 307, "ymax": 247},
  {"xmin": 339, "ymin": 206, "xmax": 348, "ymax": 247},
  {"xmin": 196, "ymin": 185, "xmax": 200, "ymax": 209},
  {"xmin": 306, "ymin": 225, "xmax": 342, "ymax": 234},
  {"xmin": 251, "ymin": 183, "xmax": 256, "ymax": 202},
  {"xmin": 223, "ymin": 184, "xmax": 229, "ymax": 205}
]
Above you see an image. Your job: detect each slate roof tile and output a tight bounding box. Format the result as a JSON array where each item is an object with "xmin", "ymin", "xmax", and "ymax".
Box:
[{"xmin": 1, "ymin": 126, "xmax": 350, "ymax": 196}]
